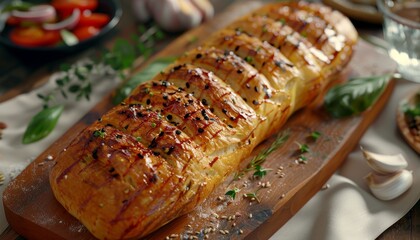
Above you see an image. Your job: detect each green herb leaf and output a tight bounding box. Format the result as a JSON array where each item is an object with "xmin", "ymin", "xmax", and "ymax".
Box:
[
  {"xmin": 297, "ymin": 155, "xmax": 308, "ymax": 164},
  {"xmin": 324, "ymin": 75, "xmax": 391, "ymax": 118},
  {"xmin": 22, "ymin": 105, "xmax": 64, "ymax": 144},
  {"xmin": 68, "ymin": 84, "xmax": 81, "ymax": 93},
  {"xmin": 296, "ymin": 142, "xmax": 310, "ymax": 153},
  {"xmin": 187, "ymin": 35, "xmax": 198, "ymax": 45},
  {"xmin": 105, "ymin": 39, "xmax": 136, "ymax": 70},
  {"xmin": 253, "ymin": 165, "xmax": 271, "ymax": 178},
  {"xmin": 244, "ymin": 192, "xmax": 260, "ymax": 202},
  {"xmin": 402, "ymin": 93, "xmax": 420, "ymax": 117},
  {"xmin": 244, "ymin": 56, "xmax": 253, "ymax": 63},
  {"xmin": 225, "ymin": 188, "xmax": 240, "ymax": 200},
  {"xmin": 112, "ymin": 56, "xmax": 177, "ymax": 104},
  {"xmin": 60, "ymin": 29, "xmax": 79, "ymax": 46},
  {"xmin": 93, "ymin": 129, "xmax": 106, "ymax": 138},
  {"xmin": 1, "ymin": 1, "xmax": 32, "ymax": 13},
  {"xmin": 310, "ymin": 131, "xmax": 321, "ymax": 140}
]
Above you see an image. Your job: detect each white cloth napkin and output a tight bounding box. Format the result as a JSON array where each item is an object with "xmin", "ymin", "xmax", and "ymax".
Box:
[{"xmin": 0, "ymin": 65, "xmax": 419, "ymax": 239}]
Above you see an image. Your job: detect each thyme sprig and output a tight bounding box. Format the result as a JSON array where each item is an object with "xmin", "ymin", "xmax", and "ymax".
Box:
[
  {"xmin": 234, "ymin": 130, "xmax": 290, "ymax": 180},
  {"xmin": 244, "ymin": 191, "xmax": 261, "ymax": 203},
  {"xmin": 22, "ymin": 24, "xmax": 165, "ymax": 144}
]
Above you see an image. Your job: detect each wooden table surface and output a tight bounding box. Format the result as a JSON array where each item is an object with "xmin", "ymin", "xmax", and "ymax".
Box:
[{"xmin": 0, "ymin": 0, "xmax": 418, "ymax": 239}]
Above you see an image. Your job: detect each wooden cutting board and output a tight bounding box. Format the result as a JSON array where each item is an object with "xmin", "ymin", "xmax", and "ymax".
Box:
[{"xmin": 2, "ymin": 1, "xmax": 397, "ymax": 240}]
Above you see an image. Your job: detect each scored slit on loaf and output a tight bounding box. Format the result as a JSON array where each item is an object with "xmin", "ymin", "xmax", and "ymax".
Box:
[{"xmin": 49, "ymin": 1, "xmax": 358, "ymax": 239}]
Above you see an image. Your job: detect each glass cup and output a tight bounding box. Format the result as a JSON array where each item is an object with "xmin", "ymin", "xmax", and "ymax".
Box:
[{"xmin": 377, "ymin": 0, "xmax": 420, "ymax": 82}]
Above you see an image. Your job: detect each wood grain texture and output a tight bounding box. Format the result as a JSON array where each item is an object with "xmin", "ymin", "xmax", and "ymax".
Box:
[{"xmin": 2, "ymin": 1, "xmax": 397, "ymax": 240}]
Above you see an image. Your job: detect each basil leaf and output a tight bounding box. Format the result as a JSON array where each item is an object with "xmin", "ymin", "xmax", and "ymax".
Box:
[
  {"xmin": 324, "ymin": 74, "xmax": 391, "ymax": 118},
  {"xmin": 112, "ymin": 56, "xmax": 177, "ymax": 104},
  {"xmin": 22, "ymin": 105, "xmax": 64, "ymax": 144},
  {"xmin": 60, "ymin": 29, "xmax": 79, "ymax": 46}
]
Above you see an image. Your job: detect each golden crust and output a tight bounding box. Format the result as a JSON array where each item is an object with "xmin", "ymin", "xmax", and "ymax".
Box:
[{"xmin": 49, "ymin": 2, "xmax": 358, "ymax": 239}]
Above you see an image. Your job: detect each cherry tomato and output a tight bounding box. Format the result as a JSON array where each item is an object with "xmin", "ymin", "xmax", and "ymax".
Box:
[
  {"xmin": 73, "ymin": 26, "xmax": 100, "ymax": 41},
  {"xmin": 51, "ymin": 0, "xmax": 98, "ymax": 17},
  {"xmin": 78, "ymin": 12, "xmax": 110, "ymax": 28},
  {"xmin": 9, "ymin": 26, "xmax": 61, "ymax": 47}
]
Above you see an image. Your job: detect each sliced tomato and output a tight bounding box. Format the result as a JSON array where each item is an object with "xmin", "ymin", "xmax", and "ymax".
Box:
[
  {"xmin": 51, "ymin": 0, "xmax": 98, "ymax": 17},
  {"xmin": 6, "ymin": 16, "xmax": 21, "ymax": 26},
  {"xmin": 77, "ymin": 12, "xmax": 110, "ymax": 28},
  {"xmin": 73, "ymin": 25, "xmax": 100, "ymax": 41},
  {"xmin": 9, "ymin": 26, "xmax": 61, "ymax": 47}
]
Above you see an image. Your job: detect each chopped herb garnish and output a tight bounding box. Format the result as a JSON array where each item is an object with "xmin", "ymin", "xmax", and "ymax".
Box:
[
  {"xmin": 279, "ymin": 18, "xmax": 286, "ymax": 25},
  {"xmin": 151, "ymin": 123, "xmax": 157, "ymax": 128},
  {"xmin": 244, "ymin": 192, "xmax": 261, "ymax": 203},
  {"xmin": 136, "ymin": 136, "xmax": 142, "ymax": 142},
  {"xmin": 296, "ymin": 142, "xmax": 310, "ymax": 153},
  {"xmin": 187, "ymin": 35, "xmax": 199, "ymax": 45},
  {"xmin": 244, "ymin": 56, "xmax": 253, "ymax": 63},
  {"xmin": 253, "ymin": 165, "xmax": 271, "ymax": 178},
  {"xmin": 310, "ymin": 131, "xmax": 321, "ymax": 140},
  {"xmin": 225, "ymin": 188, "xmax": 240, "ymax": 200},
  {"xmin": 93, "ymin": 129, "xmax": 106, "ymax": 138},
  {"xmin": 297, "ymin": 155, "xmax": 308, "ymax": 163}
]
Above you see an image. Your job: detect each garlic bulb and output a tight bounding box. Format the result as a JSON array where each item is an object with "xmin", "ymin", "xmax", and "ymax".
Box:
[
  {"xmin": 132, "ymin": 0, "xmax": 151, "ymax": 23},
  {"xmin": 150, "ymin": 0, "xmax": 202, "ymax": 32},
  {"xmin": 362, "ymin": 148, "xmax": 408, "ymax": 174},
  {"xmin": 365, "ymin": 170, "xmax": 413, "ymax": 201},
  {"xmin": 132, "ymin": 0, "xmax": 214, "ymax": 32}
]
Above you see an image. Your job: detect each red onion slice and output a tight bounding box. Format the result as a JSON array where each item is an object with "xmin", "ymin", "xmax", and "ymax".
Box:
[
  {"xmin": 11, "ymin": 4, "xmax": 56, "ymax": 23},
  {"xmin": 43, "ymin": 9, "xmax": 81, "ymax": 31}
]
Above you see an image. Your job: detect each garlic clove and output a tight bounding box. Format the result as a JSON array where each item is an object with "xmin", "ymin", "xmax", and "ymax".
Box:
[
  {"xmin": 176, "ymin": 0, "xmax": 203, "ymax": 30},
  {"xmin": 365, "ymin": 170, "xmax": 413, "ymax": 201},
  {"xmin": 188, "ymin": 0, "xmax": 214, "ymax": 21},
  {"xmin": 362, "ymin": 148, "xmax": 408, "ymax": 174},
  {"xmin": 132, "ymin": 0, "xmax": 151, "ymax": 23}
]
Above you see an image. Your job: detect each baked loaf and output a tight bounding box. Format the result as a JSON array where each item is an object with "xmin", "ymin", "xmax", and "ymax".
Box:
[{"xmin": 49, "ymin": 1, "xmax": 358, "ymax": 239}]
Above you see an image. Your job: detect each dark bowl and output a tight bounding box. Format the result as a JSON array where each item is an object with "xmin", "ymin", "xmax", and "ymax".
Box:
[{"xmin": 0, "ymin": 0, "xmax": 122, "ymax": 54}]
